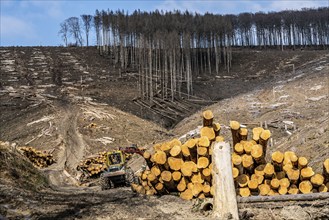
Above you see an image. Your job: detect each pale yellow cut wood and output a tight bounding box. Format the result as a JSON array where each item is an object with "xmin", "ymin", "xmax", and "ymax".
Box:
[
  {"xmin": 279, "ymin": 178, "xmax": 290, "ymax": 188},
  {"xmin": 168, "ymin": 157, "xmax": 183, "ymax": 171},
  {"xmin": 268, "ymin": 189, "xmax": 279, "ymax": 196},
  {"xmin": 264, "ymin": 163, "xmax": 275, "ymax": 178},
  {"xmin": 180, "ymin": 188, "xmax": 193, "ymax": 200},
  {"xmin": 154, "ymin": 150, "xmax": 167, "ymax": 165},
  {"xmin": 203, "ymin": 182, "xmax": 211, "ymax": 194},
  {"xmin": 197, "ymin": 157, "xmax": 209, "ymax": 169},
  {"xmin": 299, "ymin": 180, "xmax": 313, "ymax": 194},
  {"xmin": 278, "ymin": 186, "xmax": 288, "ymax": 195},
  {"xmin": 181, "ymin": 145, "xmax": 190, "ymax": 158},
  {"xmin": 300, "ymin": 167, "xmax": 314, "ymax": 180},
  {"xmin": 243, "ymin": 141, "xmax": 253, "ymax": 155},
  {"xmin": 185, "ymin": 138, "xmax": 197, "ymax": 149},
  {"xmin": 241, "ymin": 154, "xmax": 254, "ymax": 171},
  {"xmin": 259, "ymin": 129, "xmax": 271, "ymax": 155},
  {"xmin": 232, "ymin": 167, "xmax": 239, "ymax": 179},
  {"xmin": 248, "ymin": 179, "xmax": 259, "ymax": 191},
  {"xmin": 234, "ymin": 143, "xmax": 244, "ymax": 155},
  {"xmin": 258, "ymin": 184, "xmax": 271, "ymax": 196},
  {"xmin": 172, "ymin": 171, "xmax": 182, "ymax": 182},
  {"xmin": 153, "ymin": 143, "xmax": 162, "ymax": 151},
  {"xmin": 160, "ymin": 142, "xmax": 172, "ymax": 154},
  {"xmin": 181, "ymin": 161, "xmax": 197, "ymax": 177},
  {"xmin": 169, "ymin": 138, "xmax": 182, "ymax": 148},
  {"xmin": 192, "ymin": 182, "xmax": 204, "ymax": 197},
  {"xmin": 310, "ymin": 173, "xmax": 324, "ymax": 187},
  {"xmin": 251, "ymin": 144, "xmax": 264, "ymax": 163},
  {"xmin": 239, "ymin": 128, "xmax": 248, "ymax": 141},
  {"xmin": 191, "ymin": 172, "xmax": 204, "ymax": 184},
  {"xmin": 270, "ymin": 178, "xmax": 280, "ymax": 190},
  {"xmin": 239, "ymin": 187, "xmax": 251, "ymax": 197},
  {"xmin": 202, "ymin": 110, "xmax": 214, "ymax": 127},
  {"xmin": 288, "ymin": 184, "xmax": 299, "ymax": 194},
  {"xmin": 252, "ymin": 127, "xmax": 264, "ymax": 142},
  {"xmin": 286, "ymin": 168, "xmax": 300, "ymax": 184},
  {"xmin": 198, "ymin": 136, "xmax": 210, "ymax": 147},
  {"xmin": 298, "ymin": 156, "xmax": 308, "ymax": 169},
  {"xmin": 177, "ymin": 177, "xmax": 187, "ymax": 192},
  {"xmin": 230, "ymin": 120, "xmax": 241, "ymax": 147},
  {"xmin": 201, "ymin": 126, "xmax": 216, "ymax": 141},
  {"xmin": 197, "ymin": 146, "xmax": 208, "ymax": 156},
  {"xmin": 251, "ymin": 174, "xmax": 264, "ymax": 185},
  {"xmin": 213, "ymin": 123, "xmax": 221, "ymax": 136},
  {"xmin": 215, "ymin": 136, "xmax": 225, "ymax": 142},
  {"xmin": 169, "ymin": 145, "xmax": 182, "ymax": 157},
  {"xmin": 151, "ymin": 165, "xmax": 161, "ymax": 176},
  {"xmin": 254, "ymin": 164, "xmax": 265, "ymax": 176}
]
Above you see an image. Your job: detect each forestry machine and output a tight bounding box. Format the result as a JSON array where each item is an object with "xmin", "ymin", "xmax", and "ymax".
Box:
[{"xmin": 100, "ymin": 144, "xmax": 145, "ymax": 190}]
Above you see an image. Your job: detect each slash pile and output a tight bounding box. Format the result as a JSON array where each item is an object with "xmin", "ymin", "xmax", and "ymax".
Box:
[
  {"xmin": 230, "ymin": 121, "xmax": 329, "ymax": 197},
  {"xmin": 19, "ymin": 146, "xmax": 55, "ymax": 168}
]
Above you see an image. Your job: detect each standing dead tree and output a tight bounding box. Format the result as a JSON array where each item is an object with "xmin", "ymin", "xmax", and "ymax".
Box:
[{"xmin": 81, "ymin": 14, "xmax": 93, "ymax": 46}]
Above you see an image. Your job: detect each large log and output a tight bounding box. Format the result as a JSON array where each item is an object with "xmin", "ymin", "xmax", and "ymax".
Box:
[
  {"xmin": 212, "ymin": 142, "xmax": 239, "ymax": 220},
  {"xmin": 168, "ymin": 157, "xmax": 183, "ymax": 171},
  {"xmin": 300, "ymin": 167, "xmax": 315, "ymax": 181},
  {"xmin": 200, "ymin": 127, "xmax": 215, "ymax": 141},
  {"xmin": 299, "ymin": 180, "xmax": 313, "ymax": 194},
  {"xmin": 259, "ymin": 129, "xmax": 271, "ymax": 156},
  {"xmin": 230, "ymin": 121, "xmax": 241, "ymax": 147},
  {"xmin": 143, "ymin": 151, "xmax": 153, "ymax": 169},
  {"xmin": 272, "ymin": 151, "xmax": 284, "ymax": 172},
  {"xmin": 252, "ymin": 127, "xmax": 264, "ymax": 143},
  {"xmin": 202, "ymin": 110, "xmax": 214, "ymax": 127},
  {"xmin": 310, "ymin": 174, "xmax": 324, "ymax": 187}
]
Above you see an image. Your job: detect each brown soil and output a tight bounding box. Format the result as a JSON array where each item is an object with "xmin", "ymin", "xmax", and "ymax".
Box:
[{"xmin": 0, "ymin": 46, "xmax": 328, "ymax": 219}]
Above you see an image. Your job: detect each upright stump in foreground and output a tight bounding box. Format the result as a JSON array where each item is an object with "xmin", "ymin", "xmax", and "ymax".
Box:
[{"xmin": 212, "ymin": 142, "xmax": 239, "ymax": 220}]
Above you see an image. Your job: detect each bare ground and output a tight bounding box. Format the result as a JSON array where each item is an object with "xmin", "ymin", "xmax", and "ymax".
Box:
[{"xmin": 0, "ymin": 47, "xmax": 328, "ymax": 219}]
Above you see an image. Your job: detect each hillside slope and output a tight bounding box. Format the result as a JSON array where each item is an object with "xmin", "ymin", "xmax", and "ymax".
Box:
[{"xmin": 174, "ymin": 52, "xmax": 329, "ymax": 171}]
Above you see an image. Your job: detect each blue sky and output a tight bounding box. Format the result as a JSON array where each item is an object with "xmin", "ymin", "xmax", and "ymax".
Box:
[{"xmin": 1, "ymin": 0, "xmax": 328, "ymax": 46}]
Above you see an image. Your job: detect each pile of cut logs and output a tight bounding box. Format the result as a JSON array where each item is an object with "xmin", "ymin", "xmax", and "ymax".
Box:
[
  {"xmin": 132, "ymin": 110, "xmax": 329, "ymax": 200},
  {"xmin": 230, "ymin": 121, "xmax": 329, "ymax": 197},
  {"xmin": 132, "ymin": 110, "xmax": 223, "ymax": 199},
  {"xmin": 77, "ymin": 151, "xmax": 107, "ymax": 177},
  {"xmin": 19, "ymin": 146, "xmax": 55, "ymax": 168}
]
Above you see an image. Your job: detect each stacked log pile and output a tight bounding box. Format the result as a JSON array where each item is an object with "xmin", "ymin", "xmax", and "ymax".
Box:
[
  {"xmin": 132, "ymin": 110, "xmax": 329, "ymax": 200},
  {"xmin": 230, "ymin": 121, "xmax": 329, "ymax": 197},
  {"xmin": 132, "ymin": 110, "xmax": 223, "ymax": 199},
  {"xmin": 19, "ymin": 146, "xmax": 55, "ymax": 168},
  {"xmin": 77, "ymin": 151, "xmax": 107, "ymax": 177}
]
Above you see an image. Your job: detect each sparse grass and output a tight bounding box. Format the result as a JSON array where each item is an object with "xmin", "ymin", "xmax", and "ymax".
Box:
[{"xmin": 0, "ymin": 142, "xmax": 49, "ymax": 191}]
